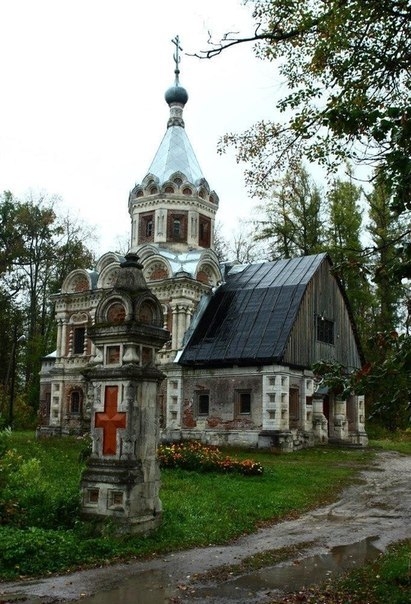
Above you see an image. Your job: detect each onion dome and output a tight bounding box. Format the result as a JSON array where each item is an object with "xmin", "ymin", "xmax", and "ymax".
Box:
[
  {"xmin": 142, "ymin": 36, "xmax": 204, "ymax": 185},
  {"xmin": 165, "ymin": 84, "xmax": 188, "ymax": 107}
]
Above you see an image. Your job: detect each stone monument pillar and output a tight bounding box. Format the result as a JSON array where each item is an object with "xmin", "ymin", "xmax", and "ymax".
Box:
[{"xmin": 80, "ymin": 252, "xmax": 169, "ymax": 534}]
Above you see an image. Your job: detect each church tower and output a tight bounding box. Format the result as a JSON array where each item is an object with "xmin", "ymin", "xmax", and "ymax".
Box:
[
  {"xmin": 38, "ymin": 38, "xmax": 222, "ymax": 436},
  {"xmin": 128, "ymin": 36, "xmax": 219, "ymax": 254},
  {"xmin": 127, "ymin": 37, "xmax": 222, "ymax": 360}
]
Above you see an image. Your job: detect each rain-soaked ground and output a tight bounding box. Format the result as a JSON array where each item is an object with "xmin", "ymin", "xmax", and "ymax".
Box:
[{"xmin": 1, "ymin": 450, "xmax": 410, "ymax": 604}]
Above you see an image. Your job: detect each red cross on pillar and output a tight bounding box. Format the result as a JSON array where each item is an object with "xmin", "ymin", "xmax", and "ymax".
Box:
[{"xmin": 95, "ymin": 386, "xmax": 126, "ymax": 455}]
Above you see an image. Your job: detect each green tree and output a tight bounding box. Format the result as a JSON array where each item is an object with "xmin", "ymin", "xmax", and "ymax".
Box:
[
  {"xmin": 314, "ymin": 331, "xmax": 411, "ymax": 431},
  {"xmin": 200, "ymin": 0, "xmax": 411, "ymax": 275},
  {"xmin": 255, "ymin": 164, "xmax": 325, "ymax": 259},
  {"xmin": 367, "ymin": 171, "xmax": 407, "ymax": 334},
  {"xmin": 0, "ymin": 192, "xmax": 96, "ymax": 413},
  {"xmin": 325, "ymin": 170, "xmax": 374, "ymax": 342}
]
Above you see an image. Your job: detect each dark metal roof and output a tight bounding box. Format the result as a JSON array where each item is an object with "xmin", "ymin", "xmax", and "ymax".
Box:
[{"xmin": 179, "ymin": 254, "xmax": 328, "ymax": 366}]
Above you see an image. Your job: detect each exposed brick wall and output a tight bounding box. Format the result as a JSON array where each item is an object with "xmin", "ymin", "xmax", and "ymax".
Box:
[
  {"xmin": 199, "ymin": 215, "xmax": 211, "ymax": 248},
  {"xmin": 139, "ymin": 212, "xmax": 155, "ymax": 244},
  {"xmin": 167, "ymin": 211, "xmax": 188, "ymax": 243}
]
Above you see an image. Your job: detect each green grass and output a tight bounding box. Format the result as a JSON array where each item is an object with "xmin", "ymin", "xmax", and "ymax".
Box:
[
  {"xmin": 358, "ymin": 421, "xmax": 411, "ymax": 455},
  {"xmin": 369, "ymin": 429, "xmax": 411, "ymax": 455},
  {"xmin": 0, "ymin": 433, "xmax": 374, "ymax": 580}
]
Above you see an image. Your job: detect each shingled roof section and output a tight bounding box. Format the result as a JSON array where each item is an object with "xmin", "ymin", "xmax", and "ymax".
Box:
[{"xmin": 178, "ymin": 253, "xmax": 328, "ymax": 367}]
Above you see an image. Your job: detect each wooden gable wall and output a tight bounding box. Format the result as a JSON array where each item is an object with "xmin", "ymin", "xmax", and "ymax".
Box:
[{"xmin": 283, "ymin": 258, "xmax": 362, "ymax": 370}]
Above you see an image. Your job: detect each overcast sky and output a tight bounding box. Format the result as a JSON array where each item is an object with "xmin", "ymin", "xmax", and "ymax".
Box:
[{"xmin": 0, "ymin": 0, "xmax": 281, "ymax": 254}]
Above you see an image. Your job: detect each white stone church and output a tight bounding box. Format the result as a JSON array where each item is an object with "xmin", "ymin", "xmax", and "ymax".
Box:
[{"xmin": 39, "ymin": 53, "xmax": 368, "ymax": 452}]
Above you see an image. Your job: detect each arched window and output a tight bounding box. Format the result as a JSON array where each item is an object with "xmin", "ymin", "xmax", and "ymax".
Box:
[
  {"xmin": 107, "ymin": 302, "xmax": 126, "ymax": 324},
  {"xmin": 138, "ymin": 301, "xmax": 155, "ymax": 324},
  {"xmin": 167, "ymin": 212, "xmax": 187, "ymax": 242}
]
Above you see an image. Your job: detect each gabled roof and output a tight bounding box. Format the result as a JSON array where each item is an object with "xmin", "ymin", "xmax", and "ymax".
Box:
[{"xmin": 179, "ymin": 254, "xmax": 328, "ymax": 366}]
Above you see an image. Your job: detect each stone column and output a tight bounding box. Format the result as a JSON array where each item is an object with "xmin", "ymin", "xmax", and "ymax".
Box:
[
  {"xmin": 312, "ymin": 394, "xmax": 328, "ymax": 444},
  {"xmin": 171, "ymin": 304, "xmax": 179, "ymax": 350},
  {"xmin": 80, "ymin": 251, "xmax": 169, "ymax": 535},
  {"xmin": 61, "ymin": 320, "xmax": 68, "ymax": 358},
  {"xmin": 332, "ymin": 397, "xmax": 348, "ymax": 441}
]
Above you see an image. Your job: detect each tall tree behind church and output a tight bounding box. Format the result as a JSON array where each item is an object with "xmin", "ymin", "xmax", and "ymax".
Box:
[
  {"xmin": 367, "ymin": 171, "xmax": 408, "ymax": 336},
  {"xmin": 0, "ymin": 192, "xmax": 96, "ymax": 412},
  {"xmin": 254, "ymin": 164, "xmax": 326, "ymax": 259},
  {"xmin": 325, "ymin": 172, "xmax": 373, "ymax": 344}
]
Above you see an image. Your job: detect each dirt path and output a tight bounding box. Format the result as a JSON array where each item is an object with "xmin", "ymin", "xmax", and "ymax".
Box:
[{"xmin": 0, "ymin": 450, "xmax": 410, "ymax": 603}]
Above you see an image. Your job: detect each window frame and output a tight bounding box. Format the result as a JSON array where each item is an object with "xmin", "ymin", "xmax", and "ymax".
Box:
[
  {"xmin": 316, "ymin": 315, "xmax": 335, "ymax": 345},
  {"xmin": 196, "ymin": 391, "xmax": 210, "ymax": 416},
  {"xmin": 236, "ymin": 390, "xmax": 251, "ymax": 415},
  {"xmin": 73, "ymin": 326, "xmax": 85, "ymax": 355},
  {"xmin": 70, "ymin": 390, "xmax": 81, "ymax": 415}
]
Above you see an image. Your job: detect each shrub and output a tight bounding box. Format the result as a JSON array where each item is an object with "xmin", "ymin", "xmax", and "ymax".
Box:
[
  {"xmin": 0, "ymin": 428, "xmax": 11, "ymax": 459},
  {"xmin": 0, "ymin": 448, "xmax": 81, "ymax": 529},
  {"xmin": 158, "ymin": 441, "xmax": 263, "ymax": 476}
]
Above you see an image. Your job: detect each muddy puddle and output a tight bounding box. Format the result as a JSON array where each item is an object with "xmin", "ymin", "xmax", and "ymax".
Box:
[
  {"xmin": 71, "ymin": 568, "xmax": 176, "ymax": 603},
  {"xmin": 72, "ymin": 538, "xmax": 381, "ymax": 603}
]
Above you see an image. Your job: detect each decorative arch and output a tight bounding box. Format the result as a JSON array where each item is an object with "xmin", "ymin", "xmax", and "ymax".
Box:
[
  {"xmin": 141, "ymin": 173, "xmax": 160, "ymax": 188},
  {"xmin": 61, "ymin": 269, "xmax": 92, "ymax": 294},
  {"xmin": 95, "ymin": 252, "xmax": 124, "ymax": 274},
  {"xmin": 209, "ymin": 190, "xmax": 220, "ymax": 205},
  {"xmin": 97, "ymin": 264, "xmax": 122, "ymax": 289},
  {"xmin": 69, "ymin": 312, "xmax": 90, "ymax": 325},
  {"xmin": 195, "ymin": 250, "xmax": 223, "ymax": 286},
  {"xmin": 168, "ymin": 171, "xmax": 186, "ymax": 188},
  {"xmin": 197, "ymin": 178, "xmax": 211, "ymax": 194},
  {"xmin": 162, "ymin": 181, "xmax": 175, "ymax": 194},
  {"xmin": 95, "ymin": 294, "xmax": 132, "ymax": 325},
  {"xmin": 135, "ymin": 295, "xmax": 163, "ymax": 327},
  {"xmin": 143, "ymin": 258, "xmax": 172, "ymax": 282},
  {"xmin": 136, "ymin": 243, "xmax": 160, "ymax": 263}
]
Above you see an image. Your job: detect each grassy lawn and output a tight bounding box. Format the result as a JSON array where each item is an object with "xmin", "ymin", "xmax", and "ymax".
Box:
[
  {"xmin": 369, "ymin": 430, "xmax": 411, "ymax": 455},
  {"xmin": 0, "ymin": 429, "xmax": 409, "ymax": 602},
  {"xmin": 0, "ymin": 432, "xmax": 373, "ymax": 580}
]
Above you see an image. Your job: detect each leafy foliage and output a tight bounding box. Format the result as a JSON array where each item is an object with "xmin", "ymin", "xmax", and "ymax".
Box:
[
  {"xmin": 199, "ymin": 0, "xmax": 411, "ymax": 277},
  {"xmin": 314, "ymin": 331, "xmax": 411, "ymax": 430},
  {"xmin": 0, "ymin": 191, "xmax": 96, "ymax": 412},
  {"xmin": 254, "ymin": 163, "xmax": 326, "ymax": 259}
]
